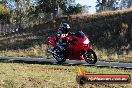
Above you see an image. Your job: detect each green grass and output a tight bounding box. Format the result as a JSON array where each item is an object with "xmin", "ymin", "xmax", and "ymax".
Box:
[{"xmin": 0, "ymin": 63, "xmax": 132, "ymax": 88}]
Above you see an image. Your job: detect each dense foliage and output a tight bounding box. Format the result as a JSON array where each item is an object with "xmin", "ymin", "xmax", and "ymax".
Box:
[{"xmin": 0, "ymin": 4, "xmax": 10, "ymax": 23}]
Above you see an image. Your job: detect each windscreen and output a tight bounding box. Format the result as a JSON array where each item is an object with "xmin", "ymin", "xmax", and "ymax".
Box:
[{"xmin": 74, "ymin": 31, "xmax": 85, "ymax": 38}]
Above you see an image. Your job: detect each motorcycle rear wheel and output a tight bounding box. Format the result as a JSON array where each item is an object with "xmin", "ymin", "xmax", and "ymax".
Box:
[{"xmin": 84, "ymin": 49, "xmax": 97, "ymax": 64}]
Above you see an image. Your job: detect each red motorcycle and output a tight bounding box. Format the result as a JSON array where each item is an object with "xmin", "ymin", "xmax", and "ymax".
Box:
[{"xmin": 47, "ymin": 31, "xmax": 97, "ymax": 64}]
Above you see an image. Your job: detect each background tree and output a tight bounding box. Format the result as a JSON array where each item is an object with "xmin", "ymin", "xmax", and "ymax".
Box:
[
  {"xmin": 1, "ymin": 0, "xmax": 81, "ymax": 32},
  {"xmin": 0, "ymin": 0, "xmax": 10, "ymax": 23},
  {"xmin": 63, "ymin": 3, "xmax": 83, "ymax": 15},
  {"xmin": 96, "ymin": 0, "xmax": 120, "ymax": 12},
  {"xmin": 106, "ymin": 0, "xmax": 120, "ymax": 10},
  {"xmin": 96, "ymin": 0, "xmax": 107, "ymax": 12},
  {"xmin": 7, "ymin": 0, "xmax": 36, "ymax": 30},
  {"xmin": 82, "ymin": 5, "xmax": 91, "ymax": 13},
  {"xmin": 119, "ymin": 0, "xmax": 132, "ymax": 10},
  {"xmin": 35, "ymin": 0, "xmax": 79, "ymax": 19}
]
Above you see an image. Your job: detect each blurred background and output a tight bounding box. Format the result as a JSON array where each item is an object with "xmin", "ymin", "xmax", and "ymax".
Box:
[
  {"xmin": 0, "ymin": 0, "xmax": 132, "ymax": 34},
  {"xmin": 0, "ymin": 0, "xmax": 131, "ymax": 62}
]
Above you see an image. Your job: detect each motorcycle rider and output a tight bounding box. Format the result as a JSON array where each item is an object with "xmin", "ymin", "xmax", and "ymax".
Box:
[{"xmin": 56, "ymin": 23, "xmax": 72, "ymax": 52}]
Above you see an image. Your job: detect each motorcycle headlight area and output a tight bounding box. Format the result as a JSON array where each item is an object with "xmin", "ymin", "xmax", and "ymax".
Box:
[{"xmin": 83, "ymin": 39, "xmax": 90, "ymax": 44}]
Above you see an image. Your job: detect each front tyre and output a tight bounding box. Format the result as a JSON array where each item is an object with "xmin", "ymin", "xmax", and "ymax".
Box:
[
  {"xmin": 84, "ymin": 49, "xmax": 97, "ymax": 64},
  {"xmin": 53, "ymin": 48, "xmax": 66, "ymax": 63}
]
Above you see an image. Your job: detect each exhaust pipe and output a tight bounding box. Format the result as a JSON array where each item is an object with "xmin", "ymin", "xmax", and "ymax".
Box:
[{"xmin": 47, "ymin": 49, "xmax": 56, "ymax": 55}]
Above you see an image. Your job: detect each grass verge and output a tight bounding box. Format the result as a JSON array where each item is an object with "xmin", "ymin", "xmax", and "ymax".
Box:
[
  {"xmin": 0, "ymin": 63, "xmax": 132, "ymax": 88},
  {"xmin": 0, "ymin": 44, "xmax": 52, "ymax": 58}
]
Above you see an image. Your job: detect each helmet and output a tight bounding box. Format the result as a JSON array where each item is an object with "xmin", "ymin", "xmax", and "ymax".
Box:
[{"xmin": 60, "ymin": 23, "xmax": 70, "ymax": 34}]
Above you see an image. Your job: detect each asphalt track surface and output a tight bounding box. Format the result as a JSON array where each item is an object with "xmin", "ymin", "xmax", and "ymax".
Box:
[{"xmin": 0, "ymin": 57, "xmax": 132, "ymax": 69}]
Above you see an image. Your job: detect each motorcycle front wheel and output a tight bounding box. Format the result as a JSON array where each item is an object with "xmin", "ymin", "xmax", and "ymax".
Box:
[
  {"xmin": 53, "ymin": 48, "xmax": 66, "ymax": 63},
  {"xmin": 84, "ymin": 49, "xmax": 97, "ymax": 64}
]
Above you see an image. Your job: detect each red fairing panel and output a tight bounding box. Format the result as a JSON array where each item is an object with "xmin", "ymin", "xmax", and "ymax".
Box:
[{"xmin": 48, "ymin": 37, "xmax": 58, "ymax": 48}]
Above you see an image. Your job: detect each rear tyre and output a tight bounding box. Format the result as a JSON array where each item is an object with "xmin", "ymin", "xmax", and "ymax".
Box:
[
  {"xmin": 84, "ymin": 49, "xmax": 97, "ymax": 64},
  {"xmin": 53, "ymin": 48, "xmax": 66, "ymax": 63}
]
